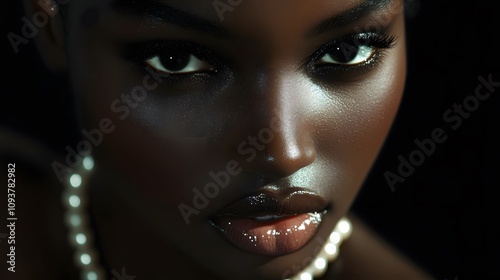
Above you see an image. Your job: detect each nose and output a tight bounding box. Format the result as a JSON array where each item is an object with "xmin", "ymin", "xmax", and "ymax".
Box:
[{"xmin": 226, "ymin": 70, "xmax": 316, "ymax": 180}]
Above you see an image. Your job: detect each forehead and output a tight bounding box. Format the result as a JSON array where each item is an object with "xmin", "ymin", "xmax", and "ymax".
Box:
[
  {"xmin": 149, "ymin": 0, "xmax": 366, "ymax": 28},
  {"xmin": 68, "ymin": 0, "xmax": 397, "ymax": 33}
]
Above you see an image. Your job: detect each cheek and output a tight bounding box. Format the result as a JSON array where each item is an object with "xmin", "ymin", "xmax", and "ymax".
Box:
[
  {"xmin": 319, "ymin": 39, "xmax": 407, "ymax": 209},
  {"xmin": 67, "ymin": 33, "xmax": 205, "ymax": 207}
]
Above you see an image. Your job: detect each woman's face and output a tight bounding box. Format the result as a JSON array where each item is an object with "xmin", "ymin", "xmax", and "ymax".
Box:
[{"xmin": 62, "ymin": 0, "xmax": 406, "ymax": 278}]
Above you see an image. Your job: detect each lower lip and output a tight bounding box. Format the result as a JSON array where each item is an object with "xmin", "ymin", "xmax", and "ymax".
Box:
[{"xmin": 211, "ymin": 212, "xmax": 323, "ymax": 256}]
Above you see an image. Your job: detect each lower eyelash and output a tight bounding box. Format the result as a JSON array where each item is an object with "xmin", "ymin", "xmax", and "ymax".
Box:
[
  {"xmin": 317, "ymin": 50, "xmax": 388, "ymax": 75},
  {"xmin": 122, "ymin": 41, "xmax": 223, "ymax": 70}
]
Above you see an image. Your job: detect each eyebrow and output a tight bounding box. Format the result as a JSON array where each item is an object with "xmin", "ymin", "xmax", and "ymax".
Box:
[
  {"xmin": 112, "ymin": 0, "xmax": 230, "ymax": 38},
  {"xmin": 309, "ymin": 0, "xmax": 394, "ymax": 36},
  {"xmin": 112, "ymin": 0, "xmax": 394, "ymax": 39}
]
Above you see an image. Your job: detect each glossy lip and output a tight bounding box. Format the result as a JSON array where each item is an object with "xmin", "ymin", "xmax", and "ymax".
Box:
[{"xmin": 210, "ymin": 187, "xmax": 328, "ymax": 256}]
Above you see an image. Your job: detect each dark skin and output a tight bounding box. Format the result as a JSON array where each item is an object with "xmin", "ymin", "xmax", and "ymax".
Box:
[{"xmin": 4, "ymin": 0, "xmax": 434, "ymax": 279}]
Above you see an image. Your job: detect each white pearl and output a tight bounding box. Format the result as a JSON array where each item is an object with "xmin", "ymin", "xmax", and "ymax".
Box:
[
  {"xmin": 64, "ymin": 211, "xmax": 90, "ymax": 231},
  {"xmin": 84, "ymin": 270, "xmax": 98, "ymax": 280},
  {"xmin": 83, "ymin": 156, "xmax": 94, "ymax": 171},
  {"xmin": 65, "ymin": 212, "xmax": 83, "ymax": 228},
  {"xmin": 70, "ymin": 174, "xmax": 82, "ymax": 188},
  {"xmin": 62, "ymin": 189, "xmax": 86, "ymax": 209},
  {"xmin": 69, "ymin": 229, "xmax": 94, "ymax": 248},
  {"xmin": 329, "ymin": 231, "xmax": 341, "ymax": 244},
  {"xmin": 74, "ymin": 249, "xmax": 98, "ymax": 269},
  {"xmin": 76, "ymin": 233, "xmax": 87, "ymax": 245},
  {"xmin": 337, "ymin": 219, "xmax": 352, "ymax": 237},
  {"xmin": 81, "ymin": 265, "xmax": 105, "ymax": 280},
  {"xmin": 299, "ymin": 272, "xmax": 313, "ymax": 280},
  {"xmin": 314, "ymin": 257, "xmax": 327, "ymax": 271},
  {"xmin": 69, "ymin": 195, "xmax": 81, "ymax": 208},
  {"xmin": 74, "ymin": 249, "xmax": 98, "ymax": 268},
  {"xmin": 312, "ymin": 256, "xmax": 328, "ymax": 278},
  {"xmin": 80, "ymin": 253, "xmax": 92, "ymax": 265},
  {"xmin": 324, "ymin": 242, "xmax": 338, "ymax": 261}
]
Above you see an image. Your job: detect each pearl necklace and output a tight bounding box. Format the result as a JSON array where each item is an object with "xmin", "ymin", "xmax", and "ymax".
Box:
[
  {"xmin": 284, "ymin": 217, "xmax": 352, "ymax": 280},
  {"xmin": 61, "ymin": 155, "xmax": 106, "ymax": 280},
  {"xmin": 62, "ymin": 156, "xmax": 352, "ymax": 280}
]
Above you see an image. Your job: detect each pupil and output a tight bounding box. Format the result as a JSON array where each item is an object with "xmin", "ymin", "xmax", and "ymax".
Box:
[
  {"xmin": 159, "ymin": 53, "xmax": 191, "ymax": 71},
  {"xmin": 329, "ymin": 43, "xmax": 359, "ymax": 63}
]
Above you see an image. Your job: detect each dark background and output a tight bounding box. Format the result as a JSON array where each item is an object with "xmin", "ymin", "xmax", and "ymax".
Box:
[
  {"xmin": 353, "ymin": 1, "xmax": 500, "ymax": 280},
  {"xmin": 2, "ymin": 1, "xmax": 499, "ymax": 279}
]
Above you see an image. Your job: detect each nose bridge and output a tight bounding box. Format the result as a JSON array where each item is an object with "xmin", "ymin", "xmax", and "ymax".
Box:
[
  {"xmin": 262, "ymin": 70, "xmax": 304, "ymax": 156},
  {"xmin": 235, "ymin": 69, "xmax": 316, "ymax": 179}
]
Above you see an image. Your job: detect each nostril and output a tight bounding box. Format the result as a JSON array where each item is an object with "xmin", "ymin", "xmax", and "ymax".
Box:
[{"xmin": 247, "ymin": 135, "xmax": 316, "ymax": 180}]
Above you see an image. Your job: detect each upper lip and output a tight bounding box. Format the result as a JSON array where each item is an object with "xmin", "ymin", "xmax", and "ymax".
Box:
[{"xmin": 212, "ymin": 187, "xmax": 328, "ymax": 218}]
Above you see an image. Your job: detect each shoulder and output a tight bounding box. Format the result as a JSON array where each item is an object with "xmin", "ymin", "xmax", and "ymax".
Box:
[{"xmin": 0, "ymin": 128, "xmax": 78, "ymax": 279}]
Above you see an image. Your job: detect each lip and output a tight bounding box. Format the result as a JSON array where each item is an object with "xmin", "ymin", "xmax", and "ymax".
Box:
[{"xmin": 210, "ymin": 187, "xmax": 328, "ymax": 256}]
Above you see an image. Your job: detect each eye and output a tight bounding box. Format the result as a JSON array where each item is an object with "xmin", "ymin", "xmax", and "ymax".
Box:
[
  {"xmin": 145, "ymin": 52, "xmax": 214, "ymax": 75},
  {"xmin": 318, "ymin": 44, "xmax": 375, "ymax": 65},
  {"xmin": 313, "ymin": 33, "xmax": 396, "ymax": 67}
]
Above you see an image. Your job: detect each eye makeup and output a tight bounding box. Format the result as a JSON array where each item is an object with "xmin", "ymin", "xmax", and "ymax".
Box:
[{"xmin": 307, "ymin": 32, "xmax": 397, "ymax": 71}]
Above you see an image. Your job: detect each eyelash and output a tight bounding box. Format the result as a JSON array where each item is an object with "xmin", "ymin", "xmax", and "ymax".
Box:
[
  {"xmin": 123, "ymin": 32, "xmax": 396, "ymax": 80},
  {"xmin": 306, "ymin": 32, "xmax": 397, "ymax": 71},
  {"xmin": 123, "ymin": 41, "xmax": 225, "ymax": 78}
]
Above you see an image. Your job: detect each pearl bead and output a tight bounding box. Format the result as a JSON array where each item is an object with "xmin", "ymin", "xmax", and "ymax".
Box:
[
  {"xmin": 313, "ymin": 257, "xmax": 327, "ymax": 271},
  {"xmin": 64, "ymin": 210, "xmax": 90, "ymax": 231},
  {"xmin": 312, "ymin": 257, "xmax": 328, "ymax": 278},
  {"xmin": 81, "ymin": 253, "xmax": 92, "ymax": 265},
  {"xmin": 83, "ymin": 156, "xmax": 94, "ymax": 171},
  {"xmin": 329, "ymin": 231, "xmax": 341, "ymax": 244},
  {"xmin": 324, "ymin": 242, "xmax": 338, "ymax": 261},
  {"xmin": 299, "ymin": 272, "xmax": 313, "ymax": 280},
  {"xmin": 69, "ymin": 229, "xmax": 94, "ymax": 248},
  {"xmin": 76, "ymin": 233, "xmax": 87, "ymax": 245},
  {"xmin": 62, "ymin": 190, "xmax": 86, "ymax": 209},
  {"xmin": 83, "ymin": 270, "xmax": 98, "ymax": 280},
  {"xmin": 69, "ymin": 195, "xmax": 81, "ymax": 207},
  {"xmin": 337, "ymin": 218, "xmax": 352, "ymax": 237},
  {"xmin": 81, "ymin": 265, "xmax": 106, "ymax": 280},
  {"xmin": 70, "ymin": 174, "xmax": 82, "ymax": 188},
  {"xmin": 74, "ymin": 249, "xmax": 99, "ymax": 269}
]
